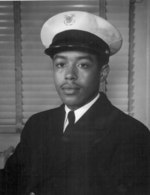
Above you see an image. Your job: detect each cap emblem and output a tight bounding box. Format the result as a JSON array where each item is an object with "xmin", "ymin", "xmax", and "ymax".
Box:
[
  {"xmin": 64, "ymin": 14, "xmax": 75, "ymax": 26},
  {"xmin": 105, "ymin": 50, "xmax": 110, "ymax": 54}
]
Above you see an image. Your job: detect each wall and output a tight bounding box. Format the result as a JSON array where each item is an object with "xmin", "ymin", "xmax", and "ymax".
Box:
[
  {"xmin": 146, "ymin": 0, "xmax": 150, "ymax": 128},
  {"xmin": 133, "ymin": 0, "xmax": 150, "ymax": 128}
]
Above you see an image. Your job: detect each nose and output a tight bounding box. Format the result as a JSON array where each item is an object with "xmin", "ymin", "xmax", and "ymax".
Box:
[{"xmin": 65, "ymin": 64, "xmax": 77, "ymax": 80}]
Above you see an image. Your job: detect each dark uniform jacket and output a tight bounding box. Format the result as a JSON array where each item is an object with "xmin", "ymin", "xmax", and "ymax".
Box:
[{"xmin": 0, "ymin": 93, "xmax": 150, "ymax": 195}]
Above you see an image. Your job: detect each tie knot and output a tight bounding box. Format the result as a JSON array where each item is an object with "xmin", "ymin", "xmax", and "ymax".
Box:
[{"xmin": 68, "ymin": 111, "xmax": 75, "ymax": 125}]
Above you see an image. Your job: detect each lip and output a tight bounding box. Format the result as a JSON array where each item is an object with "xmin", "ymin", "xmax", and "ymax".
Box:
[{"xmin": 61, "ymin": 84, "xmax": 80, "ymax": 95}]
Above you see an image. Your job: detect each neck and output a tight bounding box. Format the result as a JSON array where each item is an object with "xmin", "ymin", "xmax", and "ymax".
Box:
[{"xmin": 66, "ymin": 93, "xmax": 100, "ymax": 111}]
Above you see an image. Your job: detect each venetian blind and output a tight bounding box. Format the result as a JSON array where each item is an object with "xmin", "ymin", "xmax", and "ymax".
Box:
[
  {"xmin": 0, "ymin": 0, "xmax": 131, "ymax": 132},
  {"xmin": 106, "ymin": 0, "xmax": 130, "ymax": 113},
  {"xmin": 21, "ymin": 0, "xmax": 100, "ymax": 123},
  {"xmin": 0, "ymin": 2, "xmax": 16, "ymax": 132}
]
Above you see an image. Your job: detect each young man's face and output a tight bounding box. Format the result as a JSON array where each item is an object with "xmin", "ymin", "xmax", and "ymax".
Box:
[{"xmin": 53, "ymin": 50, "xmax": 102, "ymax": 110}]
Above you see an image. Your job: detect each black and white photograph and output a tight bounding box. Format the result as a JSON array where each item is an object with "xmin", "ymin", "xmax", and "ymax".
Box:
[{"xmin": 0, "ymin": 0, "xmax": 150, "ymax": 194}]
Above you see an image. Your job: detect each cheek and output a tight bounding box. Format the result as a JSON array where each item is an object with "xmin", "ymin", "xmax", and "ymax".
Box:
[
  {"xmin": 80, "ymin": 71, "xmax": 100, "ymax": 88},
  {"xmin": 53, "ymin": 71, "xmax": 63, "ymax": 86}
]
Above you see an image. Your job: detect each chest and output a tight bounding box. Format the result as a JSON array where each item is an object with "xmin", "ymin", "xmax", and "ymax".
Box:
[{"xmin": 31, "ymin": 123, "xmax": 116, "ymax": 177}]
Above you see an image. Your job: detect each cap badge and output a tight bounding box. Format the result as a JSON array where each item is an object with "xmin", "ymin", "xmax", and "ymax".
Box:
[
  {"xmin": 64, "ymin": 14, "xmax": 75, "ymax": 26},
  {"xmin": 105, "ymin": 50, "xmax": 110, "ymax": 54}
]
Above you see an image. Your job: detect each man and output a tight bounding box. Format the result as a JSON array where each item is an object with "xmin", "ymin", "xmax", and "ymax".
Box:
[{"xmin": 0, "ymin": 11, "xmax": 150, "ymax": 195}]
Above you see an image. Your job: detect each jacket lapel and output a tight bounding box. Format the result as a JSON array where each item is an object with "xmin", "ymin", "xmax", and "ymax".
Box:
[
  {"xmin": 65, "ymin": 92, "xmax": 119, "ymax": 143},
  {"xmin": 47, "ymin": 92, "xmax": 119, "ymax": 144},
  {"xmin": 49, "ymin": 104, "xmax": 65, "ymax": 136}
]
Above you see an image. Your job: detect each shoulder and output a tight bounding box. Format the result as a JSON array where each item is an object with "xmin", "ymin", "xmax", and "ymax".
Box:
[
  {"xmin": 99, "ymin": 93, "xmax": 149, "ymax": 135},
  {"xmin": 91, "ymin": 93, "xmax": 149, "ymax": 139},
  {"xmin": 21, "ymin": 105, "xmax": 64, "ymax": 137},
  {"xmin": 27, "ymin": 105, "xmax": 63, "ymax": 123},
  {"xmin": 111, "ymin": 105, "xmax": 150, "ymax": 141}
]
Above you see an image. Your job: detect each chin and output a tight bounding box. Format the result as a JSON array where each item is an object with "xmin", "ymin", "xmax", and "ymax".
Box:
[{"xmin": 63, "ymin": 97, "xmax": 81, "ymax": 109}]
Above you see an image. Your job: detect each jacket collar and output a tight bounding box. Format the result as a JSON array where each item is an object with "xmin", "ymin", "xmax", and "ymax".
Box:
[
  {"xmin": 62, "ymin": 93, "xmax": 118, "ymax": 139},
  {"xmin": 51, "ymin": 92, "xmax": 119, "ymax": 137}
]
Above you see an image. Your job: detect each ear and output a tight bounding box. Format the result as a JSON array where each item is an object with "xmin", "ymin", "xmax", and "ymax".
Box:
[{"xmin": 100, "ymin": 64, "xmax": 110, "ymax": 83}]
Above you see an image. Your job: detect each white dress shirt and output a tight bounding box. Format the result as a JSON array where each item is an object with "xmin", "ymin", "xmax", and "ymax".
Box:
[{"xmin": 63, "ymin": 93, "xmax": 100, "ymax": 132}]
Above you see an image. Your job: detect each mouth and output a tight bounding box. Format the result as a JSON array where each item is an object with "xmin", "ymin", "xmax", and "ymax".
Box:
[{"xmin": 61, "ymin": 84, "xmax": 80, "ymax": 95}]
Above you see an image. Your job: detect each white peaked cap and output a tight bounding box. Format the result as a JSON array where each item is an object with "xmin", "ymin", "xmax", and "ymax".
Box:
[{"xmin": 41, "ymin": 11, "xmax": 123, "ymax": 56}]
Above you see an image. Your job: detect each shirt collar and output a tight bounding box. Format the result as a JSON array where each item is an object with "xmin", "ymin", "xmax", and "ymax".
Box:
[{"xmin": 65, "ymin": 93, "xmax": 100, "ymax": 123}]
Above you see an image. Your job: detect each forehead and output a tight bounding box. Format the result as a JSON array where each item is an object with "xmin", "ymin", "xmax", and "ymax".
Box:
[{"xmin": 53, "ymin": 50, "xmax": 98, "ymax": 61}]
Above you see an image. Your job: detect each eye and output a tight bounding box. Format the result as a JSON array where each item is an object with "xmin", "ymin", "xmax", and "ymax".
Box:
[
  {"xmin": 77, "ymin": 63, "xmax": 89, "ymax": 69},
  {"xmin": 54, "ymin": 62, "xmax": 65, "ymax": 69}
]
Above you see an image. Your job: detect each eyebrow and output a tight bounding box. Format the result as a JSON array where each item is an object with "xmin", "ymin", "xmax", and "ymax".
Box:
[
  {"xmin": 53, "ymin": 55, "xmax": 66, "ymax": 60},
  {"xmin": 53, "ymin": 54, "xmax": 94, "ymax": 62}
]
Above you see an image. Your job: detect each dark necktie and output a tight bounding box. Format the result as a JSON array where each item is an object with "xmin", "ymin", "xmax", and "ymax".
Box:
[{"xmin": 65, "ymin": 111, "xmax": 75, "ymax": 133}]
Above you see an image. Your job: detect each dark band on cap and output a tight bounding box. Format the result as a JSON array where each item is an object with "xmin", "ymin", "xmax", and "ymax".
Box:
[{"xmin": 45, "ymin": 30, "xmax": 110, "ymax": 64}]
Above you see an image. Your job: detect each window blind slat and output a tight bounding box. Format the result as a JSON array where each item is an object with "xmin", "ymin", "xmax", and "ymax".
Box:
[
  {"xmin": 0, "ymin": 2, "xmax": 16, "ymax": 127},
  {"xmin": 106, "ymin": 0, "xmax": 129, "ymax": 113}
]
